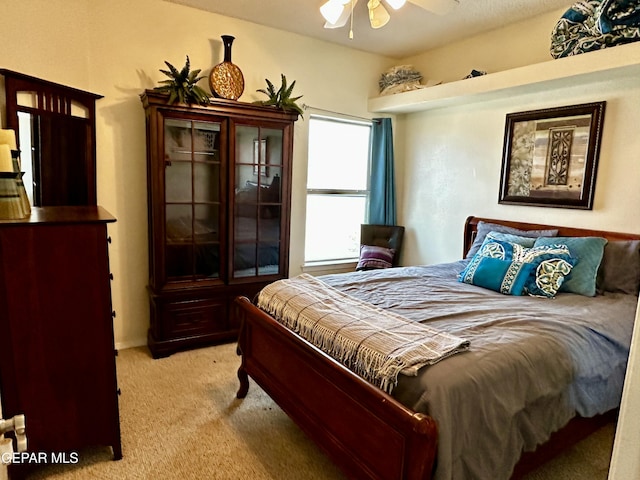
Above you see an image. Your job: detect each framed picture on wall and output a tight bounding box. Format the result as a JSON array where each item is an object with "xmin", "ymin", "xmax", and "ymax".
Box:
[
  {"xmin": 253, "ymin": 138, "xmax": 268, "ymax": 177},
  {"xmin": 498, "ymin": 101, "xmax": 606, "ymax": 209}
]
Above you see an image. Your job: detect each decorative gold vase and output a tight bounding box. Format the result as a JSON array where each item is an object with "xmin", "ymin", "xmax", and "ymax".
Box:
[{"xmin": 209, "ymin": 35, "xmax": 245, "ymax": 100}]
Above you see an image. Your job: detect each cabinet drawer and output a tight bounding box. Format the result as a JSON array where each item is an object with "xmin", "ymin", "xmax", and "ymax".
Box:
[{"xmin": 162, "ymin": 298, "xmax": 228, "ymax": 338}]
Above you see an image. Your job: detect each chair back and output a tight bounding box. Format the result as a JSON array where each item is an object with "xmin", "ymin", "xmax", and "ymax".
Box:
[{"xmin": 360, "ymin": 224, "xmax": 405, "ymax": 266}]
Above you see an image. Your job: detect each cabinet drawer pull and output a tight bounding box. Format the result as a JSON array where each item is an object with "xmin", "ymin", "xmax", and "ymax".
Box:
[
  {"xmin": 109, "ymin": 273, "xmax": 114, "ymax": 280},
  {"xmin": 112, "ymin": 310, "xmax": 117, "ymax": 318}
]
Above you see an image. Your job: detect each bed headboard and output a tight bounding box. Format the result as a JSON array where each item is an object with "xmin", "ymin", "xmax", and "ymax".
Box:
[{"xmin": 463, "ymin": 216, "xmax": 640, "ymax": 258}]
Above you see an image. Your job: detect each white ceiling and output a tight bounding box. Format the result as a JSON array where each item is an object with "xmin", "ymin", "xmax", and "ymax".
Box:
[{"xmin": 164, "ymin": 0, "xmax": 571, "ymax": 58}]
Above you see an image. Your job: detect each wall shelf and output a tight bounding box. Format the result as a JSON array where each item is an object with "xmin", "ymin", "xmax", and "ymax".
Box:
[{"xmin": 368, "ymin": 42, "xmax": 640, "ymax": 114}]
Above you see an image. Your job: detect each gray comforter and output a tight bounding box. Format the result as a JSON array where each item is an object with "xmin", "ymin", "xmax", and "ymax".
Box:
[{"xmin": 320, "ymin": 261, "xmax": 637, "ymax": 480}]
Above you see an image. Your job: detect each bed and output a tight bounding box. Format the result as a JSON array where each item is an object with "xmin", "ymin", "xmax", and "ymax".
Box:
[{"xmin": 234, "ymin": 216, "xmax": 640, "ymax": 480}]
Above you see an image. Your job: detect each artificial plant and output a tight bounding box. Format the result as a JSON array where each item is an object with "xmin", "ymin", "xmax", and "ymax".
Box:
[
  {"xmin": 153, "ymin": 56, "xmax": 210, "ymax": 106},
  {"xmin": 254, "ymin": 74, "xmax": 304, "ymax": 116}
]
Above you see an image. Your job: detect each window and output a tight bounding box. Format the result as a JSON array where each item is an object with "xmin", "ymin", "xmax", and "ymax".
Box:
[{"xmin": 304, "ymin": 115, "xmax": 372, "ymax": 264}]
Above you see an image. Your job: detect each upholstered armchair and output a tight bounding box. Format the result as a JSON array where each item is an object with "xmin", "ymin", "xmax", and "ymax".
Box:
[{"xmin": 357, "ymin": 224, "xmax": 405, "ymax": 270}]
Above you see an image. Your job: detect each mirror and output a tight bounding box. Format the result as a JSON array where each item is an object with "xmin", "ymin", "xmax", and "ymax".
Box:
[{"xmin": 1, "ymin": 69, "xmax": 102, "ymax": 206}]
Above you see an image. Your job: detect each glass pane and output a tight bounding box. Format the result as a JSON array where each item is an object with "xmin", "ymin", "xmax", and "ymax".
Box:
[
  {"xmin": 236, "ymin": 163, "xmax": 258, "ymax": 199},
  {"xmin": 258, "ymin": 242, "xmax": 280, "ymax": 276},
  {"xmin": 260, "ymin": 214, "xmax": 280, "ymax": 241},
  {"xmin": 194, "ymin": 204, "xmax": 219, "ymax": 243},
  {"xmin": 165, "ymin": 161, "xmax": 191, "ymax": 203},
  {"xmin": 236, "ymin": 125, "xmax": 259, "ymax": 165},
  {"xmin": 235, "ymin": 244, "xmax": 257, "ymax": 277},
  {"xmin": 193, "ymin": 204, "xmax": 219, "ymax": 279},
  {"xmin": 307, "ymin": 117, "xmax": 371, "ymax": 190},
  {"xmin": 17, "ymin": 111, "xmax": 35, "ymax": 206},
  {"xmin": 263, "ymin": 168, "xmax": 282, "ymax": 204},
  {"xmin": 165, "ymin": 118, "xmax": 192, "ymax": 161},
  {"xmin": 195, "ymin": 245, "xmax": 219, "ymax": 279},
  {"xmin": 166, "ymin": 244, "xmax": 193, "ymax": 278},
  {"xmin": 193, "ymin": 122, "xmax": 220, "ymax": 153},
  {"xmin": 304, "ymin": 194, "xmax": 366, "ymax": 262},
  {"xmin": 166, "ymin": 204, "xmax": 192, "ymax": 244},
  {"xmin": 263, "ymin": 128, "xmax": 283, "ymax": 167},
  {"xmin": 166, "ymin": 204, "xmax": 194, "ymax": 278},
  {"xmin": 236, "ymin": 213, "xmax": 257, "ymax": 242},
  {"xmin": 194, "ymin": 162, "xmax": 220, "ymax": 203}
]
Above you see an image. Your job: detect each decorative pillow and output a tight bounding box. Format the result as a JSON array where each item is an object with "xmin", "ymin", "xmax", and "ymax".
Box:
[
  {"xmin": 525, "ymin": 251, "xmax": 576, "ymax": 298},
  {"xmin": 472, "ymin": 238, "xmax": 576, "ymax": 298},
  {"xmin": 484, "ymin": 231, "xmax": 538, "ymax": 248},
  {"xmin": 459, "ymin": 256, "xmax": 534, "ymax": 295},
  {"xmin": 356, "ymin": 245, "xmax": 395, "ymax": 270},
  {"xmin": 466, "ymin": 221, "xmax": 559, "ymax": 259},
  {"xmin": 597, "ymin": 240, "xmax": 640, "ymax": 295},
  {"xmin": 534, "ymin": 237, "xmax": 607, "ymax": 297}
]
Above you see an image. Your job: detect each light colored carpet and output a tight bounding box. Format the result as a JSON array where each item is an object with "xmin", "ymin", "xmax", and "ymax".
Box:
[{"xmin": 25, "ymin": 343, "xmax": 614, "ymax": 479}]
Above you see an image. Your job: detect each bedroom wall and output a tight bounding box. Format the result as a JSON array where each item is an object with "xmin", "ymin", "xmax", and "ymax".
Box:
[
  {"xmin": 393, "ymin": 12, "xmax": 640, "ymax": 266},
  {"xmin": 0, "ymin": 0, "xmax": 392, "ymax": 349}
]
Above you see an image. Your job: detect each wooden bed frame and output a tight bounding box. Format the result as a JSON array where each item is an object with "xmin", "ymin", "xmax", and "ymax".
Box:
[{"xmin": 234, "ymin": 216, "xmax": 640, "ymax": 480}]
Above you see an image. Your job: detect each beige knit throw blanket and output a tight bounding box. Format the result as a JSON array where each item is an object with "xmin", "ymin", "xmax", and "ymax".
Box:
[{"xmin": 256, "ymin": 274, "xmax": 470, "ymax": 393}]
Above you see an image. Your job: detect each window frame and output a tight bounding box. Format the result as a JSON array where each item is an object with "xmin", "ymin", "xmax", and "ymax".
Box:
[{"xmin": 304, "ymin": 113, "xmax": 373, "ymax": 265}]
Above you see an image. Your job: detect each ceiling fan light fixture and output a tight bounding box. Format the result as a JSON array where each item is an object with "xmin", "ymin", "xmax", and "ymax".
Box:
[
  {"xmin": 367, "ymin": 0, "xmax": 390, "ymax": 29},
  {"xmin": 324, "ymin": 0, "xmax": 357, "ymax": 28},
  {"xmin": 320, "ymin": 0, "xmax": 349, "ymax": 25},
  {"xmin": 384, "ymin": 0, "xmax": 406, "ymax": 10}
]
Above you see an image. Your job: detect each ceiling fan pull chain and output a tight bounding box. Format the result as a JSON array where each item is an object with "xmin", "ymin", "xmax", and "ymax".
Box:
[{"xmin": 349, "ymin": 0, "xmax": 354, "ymax": 39}]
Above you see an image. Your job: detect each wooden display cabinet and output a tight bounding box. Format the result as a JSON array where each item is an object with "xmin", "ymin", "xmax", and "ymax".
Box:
[{"xmin": 141, "ymin": 91, "xmax": 298, "ymax": 358}]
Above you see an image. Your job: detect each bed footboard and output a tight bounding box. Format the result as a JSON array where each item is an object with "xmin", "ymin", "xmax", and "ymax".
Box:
[{"xmin": 234, "ymin": 296, "xmax": 438, "ymax": 480}]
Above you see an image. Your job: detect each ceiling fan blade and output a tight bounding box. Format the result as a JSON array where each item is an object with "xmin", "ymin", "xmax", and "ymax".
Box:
[
  {"xmin": 407, "ymin": 0, "xmax": 458, "ymax": 15},
  {"xmin": 368, "ymin": 0, "xmax": 390, "ymax": 28}
]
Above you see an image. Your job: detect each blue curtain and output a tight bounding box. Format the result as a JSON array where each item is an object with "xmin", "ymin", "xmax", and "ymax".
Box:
[{"xmin": 368, "ymin": 117, "xmax": 396, "ymax": 225}]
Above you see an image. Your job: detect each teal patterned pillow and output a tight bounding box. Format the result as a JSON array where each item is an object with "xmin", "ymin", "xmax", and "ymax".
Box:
[
  {"xmin": 534, "ymin": 237, "xmax": 607, "ymax": 297},
  {"xmin": 485, "ymin": 231, "xmax": 537, "ymax": 248},
  {"xmin": 524, "ymin": 249, "xmax": 576, "ymax": 298},
  {"xmin": 459, "ymin": 256, "xmax": 534, "ymax": 295},
  {"xmin": 472, "ymin": 238, "xmax": 576, "ymax": 298}
]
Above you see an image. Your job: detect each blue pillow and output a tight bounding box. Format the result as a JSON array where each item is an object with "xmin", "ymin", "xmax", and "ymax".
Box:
[
  {"xmin": 473, "ymin": 238, "xmax": 576, "ymax": 298},
  {"xmin": 465, "ymin": 221, "xmax": 559, "ymax": 258},
  {"xmin": 534, "ymin": 237, "xmax": 607, "ymax": 297},
  {"xmin": 459, "ymin": 256, "xmax": 534, "ymax": 296},
  {"xmin": 485, "ymin": 231, "xmax": 537, "ymax": 248}
]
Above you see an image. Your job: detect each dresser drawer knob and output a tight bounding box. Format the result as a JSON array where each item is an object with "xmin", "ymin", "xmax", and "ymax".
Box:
[{"xmin": 112, "ymin": 310, "xmax": 117, "ymax": 318}]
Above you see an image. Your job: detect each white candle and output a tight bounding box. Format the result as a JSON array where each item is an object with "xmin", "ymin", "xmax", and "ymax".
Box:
[
  {"xmin": 0, "ymin": 144, "xmax": 14, "ymax": 172},
  {"xmin": 0, "ymin": 129, "xmax": 17, "ymax": 150}
]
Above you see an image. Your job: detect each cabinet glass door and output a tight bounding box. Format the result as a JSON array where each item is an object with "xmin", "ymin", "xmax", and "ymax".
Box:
[
  {"xmin": 233, "ymin": 125, "xmax": 284, "ymax": 278},
  {"xmin": 164, "ymin": 118, "xmax": 222, "ymax": 281}
]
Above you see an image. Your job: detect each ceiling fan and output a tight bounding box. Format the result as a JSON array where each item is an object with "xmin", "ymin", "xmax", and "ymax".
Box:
[{"xmin": 320, "ymin": 0, "xmax": 458, "ymax": 38}]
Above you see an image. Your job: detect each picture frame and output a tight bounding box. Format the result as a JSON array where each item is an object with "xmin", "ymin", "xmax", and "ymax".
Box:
[
  {"xmin": 498, "ymin": 102, "xmax": 606, "ymax": 209},
  {"xmin": 253, "ymin": 138, "xmax": 268, "ymax": 177}
]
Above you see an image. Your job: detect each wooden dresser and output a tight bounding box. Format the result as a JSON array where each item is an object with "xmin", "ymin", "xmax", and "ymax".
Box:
[{"xmin": 0, "ymin": 206, "xmax": 121, "ymax": 473}]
